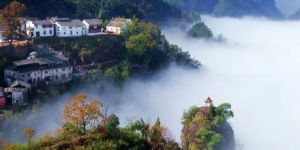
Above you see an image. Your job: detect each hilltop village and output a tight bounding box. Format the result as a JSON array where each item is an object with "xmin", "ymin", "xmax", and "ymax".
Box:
[
  {"xmin": 0, "ymin": 5, "xmax": 198, "ymax": 115},
  {"xmin": 0, "ymin": 17, "xmax": 132, "ymax": 109}
]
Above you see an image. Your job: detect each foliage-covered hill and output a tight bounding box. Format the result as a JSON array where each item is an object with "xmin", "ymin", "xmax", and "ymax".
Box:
[
  {"xmin": 1, "ymin": 94, "xmax": 234, "ymax": 150},
  {"xmin": 0, "ymin": 0, "xmax": 181, "ymax": 22},
  {"xmin": 166, "ymin": 0, "xmax": 283, "ymax": 18},
  {"xmin": 34, "ymin": 19, "xmax": 198, "ymax": 83}
]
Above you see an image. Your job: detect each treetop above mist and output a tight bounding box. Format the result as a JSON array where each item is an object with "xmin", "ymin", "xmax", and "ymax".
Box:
[{"xmin": 188, "ymin": 22, "xmax": 213, "ymax": 39}]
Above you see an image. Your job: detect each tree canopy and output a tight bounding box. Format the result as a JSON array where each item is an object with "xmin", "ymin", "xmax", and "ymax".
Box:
[
  {"xmin": 188, "ymin": 22, "xmax": 213, "ymax": 39},
  {"xmin": 0, "ymin": 1, "xmax": 26, "ymax": 43},
  {"xmin": 181, "ymin": 100, "xmax": 235, "ymax": 150}
]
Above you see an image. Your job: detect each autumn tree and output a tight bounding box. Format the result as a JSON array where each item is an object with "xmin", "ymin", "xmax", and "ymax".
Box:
[
  {"xmin": 181, "ymin": 98, "xmax": 235, "ymax": 150},
  {"xmin": 0, "ymin": 1, "xmax": 26, "ymax": 44},
  {"xmin": 63, "ymin": 93, "xmax": 104, "ymax": 133},
  {"xmin": 22, "ymin": 128, "xmax": 35, "ymax": 143}
]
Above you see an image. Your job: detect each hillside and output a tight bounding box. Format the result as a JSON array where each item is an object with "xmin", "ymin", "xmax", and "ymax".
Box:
[
  {"xmin": 167, "ymin": 0, "xmax": 283, "ymax": 18},
  {"xmin": 0, "ymin": 0, "xmax": 181, "ymax": 22}
]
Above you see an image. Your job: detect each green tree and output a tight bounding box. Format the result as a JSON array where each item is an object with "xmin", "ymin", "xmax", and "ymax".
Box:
[
  {"xmin": 79, "ymin": 48, "xmax": 94, "ymax": 64},
  {"xmin": 188, "ymin": 22, "xmax": 213, "ymax": 39}
]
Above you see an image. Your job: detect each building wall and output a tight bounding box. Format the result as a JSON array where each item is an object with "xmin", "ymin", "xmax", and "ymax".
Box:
[
  {"xmin": 0, "ymin": 31, "xmax": 3, "ymax": 42},
  {"xmin": 12, "ymin": 91, "xmax": 25, "ymax": 104},
  {"xmin": 5, "ymin": 66, "xmax": 73, "ymax": 86},
  {"xmin": 26, "ymin": 21, "xmax": 55, "ymax": 37},
  {"xmin": 55, "ymin": 23, "xmax": 86, "ymax": 37},
  {"xmin": 83, "ymin": 21, "xmax": 102, "ymax": 36}
]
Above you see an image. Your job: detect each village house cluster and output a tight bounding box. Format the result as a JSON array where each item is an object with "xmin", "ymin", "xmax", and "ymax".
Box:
[
  {"xmin": 0, "ymin": 17, "xmax": 131, "ymax": 42},
  {"xmin": 1, "ymin": 45, "xmax": 73, "ymax": 106},
  {"xmin": 25, "ymin": 17, "xmax": 130, "ymax": 38}
]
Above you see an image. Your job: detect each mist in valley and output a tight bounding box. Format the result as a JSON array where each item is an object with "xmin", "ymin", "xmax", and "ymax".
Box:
[{"xmin": 2, "ymin": 16, "xmax": 300, "ymax": 150}]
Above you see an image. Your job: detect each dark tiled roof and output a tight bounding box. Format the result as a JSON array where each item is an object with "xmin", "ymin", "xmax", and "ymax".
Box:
[
  {"xmin": 56, "ymin": 19, "xmax": 84, "ymax": 27},
  {"xmin": 9, "ymin": 45, "xmax": 70, "ymax": 72},
  {"xmin": 83, "ymin": 19, "xmax": 101, "ymax": 26},
  {"xmin": 32, "ymin": 20, "xmax": 52, "ymax": 26}
]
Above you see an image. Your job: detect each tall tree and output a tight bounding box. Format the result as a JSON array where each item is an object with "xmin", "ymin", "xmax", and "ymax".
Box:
[
  {"xmin": 22, "ymin": 128, "xmax": 35, "ymax": 143},
  {"xmin": 0, "ymin": 1, "xmax": 26, "ymax": 44},
  {"xmin": 63, "ymin": 93, "xmax": 104, "ymax": 132}
]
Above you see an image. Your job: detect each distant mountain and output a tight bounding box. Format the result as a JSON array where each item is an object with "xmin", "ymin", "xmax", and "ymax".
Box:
[
  {"xmin": 166, "ymin": 0, "xmax": 284, "ymax": 18},
  {"xmin": 289, "ymin": 9, "xmax": 300, "ymax": 20}
]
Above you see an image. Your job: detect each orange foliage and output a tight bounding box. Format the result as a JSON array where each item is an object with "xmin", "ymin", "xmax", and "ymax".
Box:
[
  {"xmin": 22, "ymin": 128, "xmax": 35, "ymax": 142},
  {"xmin": 63, "ymin": 93, "xmax": 104, "ymax": 131}
]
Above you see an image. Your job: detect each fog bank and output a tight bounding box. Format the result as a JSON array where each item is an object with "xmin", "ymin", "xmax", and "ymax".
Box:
[
  {"xmin": 162, "ymin": 16, "xmax": 300, "ymax": 149},
  {"xmin": 2, "ymin": 16, "xmax": 300, "ymax": 150}
]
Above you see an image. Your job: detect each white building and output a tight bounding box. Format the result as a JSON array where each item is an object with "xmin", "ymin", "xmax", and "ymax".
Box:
[
  {"xmin": 4, "ymin": 45, "xmax": 73, "ymax": 87},
  {"xmin": 26, "ymin": 20, "xmax": 54, "ymax": 37},
  {"xmin": 106, "ymin": 18, "xmax": 131, "ymax": 34},
  {"xmin": 4, "ymin": 80, "xmax": 31, "ymax": 105},
  {"xmin": 55, "ymin": 19, "xmax": 86, "ymax": 37},
  {"xmin": 82, "ymin": 19, "xmax": 103, "ymax": 36},
  {"xmin": 0, "ymin": 26, "xmax": 5, "ymax": 42}
]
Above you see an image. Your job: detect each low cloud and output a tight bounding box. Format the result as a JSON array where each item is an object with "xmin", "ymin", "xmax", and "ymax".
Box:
[{"xmin": 2, "ymin": 16, "xmax": 300, "ymax": 150}]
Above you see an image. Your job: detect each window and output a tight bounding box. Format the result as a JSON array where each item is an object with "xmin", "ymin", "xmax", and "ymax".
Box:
[
  {"xmin": 49, "ymin": 30, "xmax": 52, "ymax": 34},
  {"xmin": 70, "ymin": 31, "xmax": 72, "ymax": 35},
  {"xmin": 42, "ymin": 25, "xmax": 46, "ymax": 28},
  {"xmin": 76, "ymin": 31, "xmax": 78, "ymax": 34},
  {"xmin": 44, "ymin": 71, "xmax": 48, "ymax": 74},
  {"xmin": 28, "ymin": 73, "xmax": 30, "ymax": 77},
  {"xmin": 43, "ymin": 31, "xmax": 46, "ymax": 35},
  {"xmin": 49, "ymin": 25, "xmax": 52, "ymax": 27},
  {"xmin": 64, "ymin": 32, "xmax": 66, "ymax": 35}
]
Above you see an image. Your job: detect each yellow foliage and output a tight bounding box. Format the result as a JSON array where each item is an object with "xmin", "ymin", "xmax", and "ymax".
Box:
[
  {"xmin": 22, "ymin": 128, "xmax": 35, "ymax": 141},
  {"xmin": 63, "ymin": 93, "xmax": 104, "ymax": 131}
]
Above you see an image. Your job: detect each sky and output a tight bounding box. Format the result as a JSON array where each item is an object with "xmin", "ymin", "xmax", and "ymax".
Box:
[{"xmin": 276, "ymin": 0, "xmax": 300, "ymax": 15}]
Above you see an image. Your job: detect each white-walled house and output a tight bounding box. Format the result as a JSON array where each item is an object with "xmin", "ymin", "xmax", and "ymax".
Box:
[
  {"xmin": 55, "ymin": 19, "xmax": 86, "ymax": 37},
  {"xmin": 26, "ymin": 20, "xmax": 54, "ymax": 37},
  {"xmin": 4, "ymin": 80, "xmax": 31, "ymax": 105},
  {"xmin": 82, "ymin": 19, "xmax": 103, "ymax": 36},
  {"xmin": 106, "ymin": 18, "xmax": 131, "ymax": 34},
  {"xmin": 4, "ymin": 45, "xmax": 73, "ymax": 87}
]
